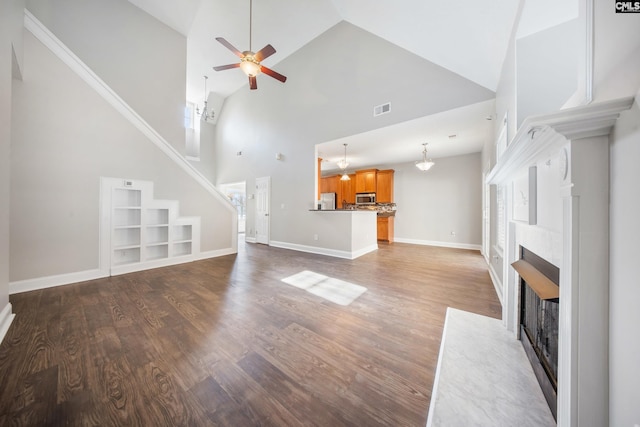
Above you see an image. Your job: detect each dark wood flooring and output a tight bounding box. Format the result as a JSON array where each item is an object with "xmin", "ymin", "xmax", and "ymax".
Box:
[{"xmin": 0, "ymin": 241, "xmax": 501, "ymax": 426}]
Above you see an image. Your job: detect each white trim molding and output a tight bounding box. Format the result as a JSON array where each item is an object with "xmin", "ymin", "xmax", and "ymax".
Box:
[
  {"xmin": 487, "ymin": 262, "xmax": 503, "ymax": 305},
  {"xmin": 9, "ymin": 269, "xmax": 107, "ymax": 295},
  {"xmin": 9, "ymin": 247, "xmax": 236, "ymax": 293},
  {"xmin": 394, "ymin": 237, "xmax": 481, "ymax": 251},
  {"xmin": 270, "ymin": 241, "xmax": 378, "ymax": 260},
  {"xmin": 194, "ymin": 248, "xmax": 237, "ymax": 260},
  {"xmin": 0, "ymin": 303, "xmax": 16, "ymax": 345}
]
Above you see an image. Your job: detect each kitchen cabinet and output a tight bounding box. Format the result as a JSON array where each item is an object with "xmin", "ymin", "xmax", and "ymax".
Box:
[
  {"xmin": 377, "ymin": 217, "xmax": 394, "ymax": 242},
  {"xmin": 376, "ymin": 170, "xmax": 394, "ymax": 203},
  {"xmin": 340, "ymin": 174, "xmax": 356, "ymax": 207},
  {"xmin": 320, "ymin": 175, "xmax": 339, "ymax": 195},
  {"xmin": 355, "ymin": 169, "xmax": 378, "ymax": 193},
  {"xmin": 317, "ymin": 157, "xmax": 322, "ymax": 200}
]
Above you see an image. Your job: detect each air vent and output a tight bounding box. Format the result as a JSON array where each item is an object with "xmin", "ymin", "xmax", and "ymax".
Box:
[{"xmin": 373, "ymin": 102, "xmax": 391, "ymax": 117}]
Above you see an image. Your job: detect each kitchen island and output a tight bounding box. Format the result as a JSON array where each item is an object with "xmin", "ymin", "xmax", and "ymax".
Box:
[{"xmin": 272, "ymin": 209, "xmax": 378, "ymax": 259}]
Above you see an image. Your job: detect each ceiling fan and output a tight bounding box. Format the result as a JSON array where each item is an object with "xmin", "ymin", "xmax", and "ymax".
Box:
[{"xmin": 212, "ymin": 0, "xmax": 287, "ymax": 90}]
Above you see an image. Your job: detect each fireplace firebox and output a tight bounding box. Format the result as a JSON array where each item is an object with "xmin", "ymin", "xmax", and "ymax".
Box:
[{"xmin": 512, "ymin": 246, "xmax": 559, "ymax": 420}]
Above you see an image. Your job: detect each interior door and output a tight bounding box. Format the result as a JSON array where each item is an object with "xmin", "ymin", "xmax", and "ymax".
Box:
[{"xmin": 255, "ymin": 176, "xmax": 270, "ymax": 245}]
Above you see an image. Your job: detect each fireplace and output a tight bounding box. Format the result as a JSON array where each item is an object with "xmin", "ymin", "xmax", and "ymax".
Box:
[
  {"xmin": 486, "ymin": 97, "xmax": 634, "ymax": 425},
  {"xmin": 513, "ymin": 246, "xmax": 559, "ymax": 420}
]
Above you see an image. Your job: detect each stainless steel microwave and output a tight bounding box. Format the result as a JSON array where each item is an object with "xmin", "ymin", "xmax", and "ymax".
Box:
[{"xmin": 355, "ymin": 193, "xmax": 376, "ymax": 205}]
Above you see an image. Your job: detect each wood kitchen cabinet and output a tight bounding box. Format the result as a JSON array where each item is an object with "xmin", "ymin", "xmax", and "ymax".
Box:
[
  {"xmin": 339, "ymin": 174, "xmax": 356, "ymax": 207},
  {"xmin": 376, "ymin": 169, "xmax": 394, "ymax": 203},
  {"xmin": 355, "ymin": 169, "xmax": 378, "ymax": 193},
  {"xmin": 320, "ymin": 175, "xmax": 339, "ymax": 195},
  {"xmin": 377, "ymin": 217, "xmax": 394, "ymax": 242}
]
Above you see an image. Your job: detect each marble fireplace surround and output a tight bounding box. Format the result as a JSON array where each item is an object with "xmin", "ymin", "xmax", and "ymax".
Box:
[{"xmin": 487, "ymin": 96, "xmax": 634, "ymax": 426}]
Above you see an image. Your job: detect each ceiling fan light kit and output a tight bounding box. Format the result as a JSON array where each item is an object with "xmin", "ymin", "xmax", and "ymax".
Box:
[{"xmin": 213, "ymin": 0, "xmax": 287, "ymax": 90}]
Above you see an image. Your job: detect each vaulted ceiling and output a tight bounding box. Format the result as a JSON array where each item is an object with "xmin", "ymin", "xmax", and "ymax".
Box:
[
  {"xmin": 127, "ymin": 0, "xmax": 525, "ymax": 167},
  {"xmin": 129, "ymin": 0, "xmax": 521, "ymax": 100}
]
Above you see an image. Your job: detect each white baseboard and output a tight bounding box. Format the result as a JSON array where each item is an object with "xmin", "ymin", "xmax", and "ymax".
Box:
[
  {"xmin": 394, "ymin": 237, "xmax": 482, "ymax": 251},
  {"xmin": 350, "ymin": 244, "xmax": 379, "ymax": 259},
  {"xmin": 194, "ymin": 248, "xmax": 237, "ymax": 260},
  {"xmin": 0, "ymin": 302, "xmax": 16, "ymax": 345},
  {"xmin": 9, "ymin": 268, "xmax": 107, "ymax": 295},
  {"xmin": 9, "ymin": 248, "xmax": 236, "ymax": 292},
  {"xmin": 111, "ymin": 247, "xmax": 236, "ymax": 276},
  {"xmin": 110, "ymin": 256, "xmax": 196, "ymax": 276},
  {"xmin": 245, "ymin": 237, "xmax": 257, "ymax": 243},
  {"xmin": 270, "ymin": 241, "xmax": 378, "ymax": 260}
]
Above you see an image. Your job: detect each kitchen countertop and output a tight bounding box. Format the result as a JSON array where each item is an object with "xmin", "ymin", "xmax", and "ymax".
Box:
[
  {"xmin": 310, "ymin": 202, "xmax": 396, "ymax": 216},
  {"xmin": 309, "ymin": 209, "xmax": 394, "ymax": 216}
]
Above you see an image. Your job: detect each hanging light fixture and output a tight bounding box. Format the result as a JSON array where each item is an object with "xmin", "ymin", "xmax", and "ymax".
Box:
[
  {"xmin": 195, "ymin": 75, "xmax": 214, "ymax": 122},
  {"xmin": 415, "ymin": 143, "xmax": 435, "ymax": 171},
  {"xmin": 338, "ymin": 143, "xmax": 351, "ymax": 181}
]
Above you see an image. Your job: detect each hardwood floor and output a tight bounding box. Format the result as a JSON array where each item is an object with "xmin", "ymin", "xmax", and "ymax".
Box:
[{"xmin": 0, "ymin": 241, "xmax": 501, "ymax": 426}]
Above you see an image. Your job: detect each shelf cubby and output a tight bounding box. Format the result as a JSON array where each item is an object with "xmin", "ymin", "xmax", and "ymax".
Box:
[
  {"xmin": 113, "ymin": 247, "xmax": 141, "ymax": 265},
  {"xmin": 113, "ymin": 188, "xmax": 141, "ymax": 207},
  {"xmin": 113, "ymin": 208, "xmax": 141, "ymax": 227},
  {"xmin": 146, "ymin": 225, "xmax": 169, "ymax": 245},
  {"xmin": 173, "ymin": 225, "xmax": 192, "ymax": 242},
  {"xmin": 113, "ymin": 227, "xmax": 141, "ymax": 247},
  {"xmin": 173, "ymin": 242, "xmax": 192, "ymax": 257},
  {"xmin": 147, "ymin": 208, "xmax": 169, "ymax": 225},
  {"xmin": 146, "ymin": 244, "xmax": 169, "ymax": 261}
]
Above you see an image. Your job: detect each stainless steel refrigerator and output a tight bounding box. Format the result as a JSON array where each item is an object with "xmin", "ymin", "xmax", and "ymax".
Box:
[{"xmin": 320, "ymin": 192, "xmax": 336, "ymax": 210}]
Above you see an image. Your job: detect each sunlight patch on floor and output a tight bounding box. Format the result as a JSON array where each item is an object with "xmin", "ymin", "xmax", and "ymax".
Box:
[{"xmin": 281, "ymin": 270, "xmax": 367, "ymax": 306}]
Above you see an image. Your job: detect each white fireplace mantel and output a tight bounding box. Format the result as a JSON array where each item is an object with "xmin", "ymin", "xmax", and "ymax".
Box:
[
  {"xmin": 487, "ymin": 97, "xmax": 634, "ymax": 186},
  {"xmin": 486, "ymin": 96, "xmax": 635, "ymax": 427}
]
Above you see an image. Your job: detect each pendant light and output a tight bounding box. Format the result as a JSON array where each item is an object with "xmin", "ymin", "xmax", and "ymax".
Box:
[
  {"xmin": 338, "ymin": 143, "xmax": 351, "ymax": 181},
  {"xmin": 196, "ymin": 75, "xmax": 213, "ymax": 122},
  {"xmin": 415, "ymin": 143, "xmax": 435, "ymax": 171}
]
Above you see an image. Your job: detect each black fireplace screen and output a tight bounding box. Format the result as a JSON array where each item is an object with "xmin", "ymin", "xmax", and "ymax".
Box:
[
  {"xmin": 521, "ymin": 284, "xmax": 559, "ymax": 385},
  {"xmin": 518, "ymin": 246, "xmax": 560, "ymax": 420}
]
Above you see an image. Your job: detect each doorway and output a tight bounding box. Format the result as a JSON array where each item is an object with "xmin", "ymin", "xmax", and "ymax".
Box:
[
  {"xmin": 255, "ymin": 176, "xmax": 270, "ymax": 245},
  {"xmin": 219, "ymin": 182, "xmax": 246, "ymax": 235}
]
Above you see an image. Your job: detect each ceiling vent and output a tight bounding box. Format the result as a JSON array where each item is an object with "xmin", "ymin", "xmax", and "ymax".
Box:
[{"xmin": 373, "ymin": 102, "xmax": 391, "ymax": 117}]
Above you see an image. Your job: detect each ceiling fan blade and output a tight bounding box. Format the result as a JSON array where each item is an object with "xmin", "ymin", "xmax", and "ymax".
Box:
[
  {"xmin": 215, "ymin": 37, "xmax": 244, "ymax": 58},
  {"xmin": 254, "ymin": 44, "xmax": 276, "ymax": 62},
  {"xmin": 260, "ymin": 66, "xmax": 287, "ymax": 83},
  {"xmin": 213, "ymin": 63, "xmax": 240, "ymax": 71},
  {"xmin": 249, "ymin": 75, "xmax": 257, "ymax": 90}
]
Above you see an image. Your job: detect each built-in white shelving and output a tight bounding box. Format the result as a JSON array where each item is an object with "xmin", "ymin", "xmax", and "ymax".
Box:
[{"xmin": 101, "ymin": 178, "xmax": 201, "ymax": 275}]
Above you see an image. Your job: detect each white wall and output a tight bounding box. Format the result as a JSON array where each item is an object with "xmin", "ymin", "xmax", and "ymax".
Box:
[
  {"xmin": 9, "ymin": 31, "xmax": 233, "ymax": 282},
  {"xmin": 189, "ymin": 121, "xmax": 217, "ymax": 183},
  {"xmin": 26, "ymin": 0, "xmax": 188, "ymax": 155},
  {"xmin": 609, "ymin": 98, "xmax": 640, "ymax": 427},
  {"xmin": 516, "ymin": 19, "xmax": 578, "ymax": 126},
  {"xmin": 593, "ymin": 2, "xmax": 640, "ymax": 103},
  {"xmin": 0, "ymin": 0, "xmax": 25, "ymax": 336},
  {"xmin": 214, "ymin": 21, "xmax": 493, "ymax": 249},
  {"xmin": 383, "ymin": 153, "xmax": 482, "ymax": 248}
]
